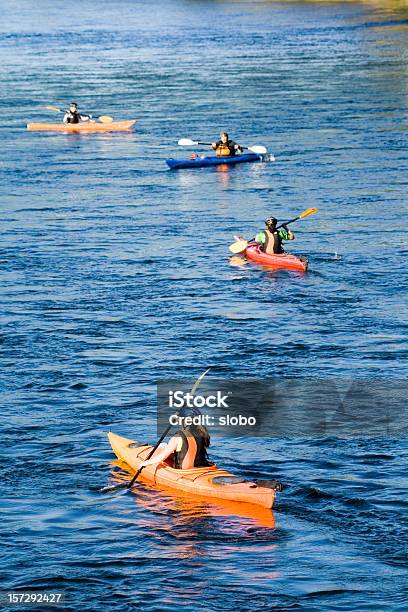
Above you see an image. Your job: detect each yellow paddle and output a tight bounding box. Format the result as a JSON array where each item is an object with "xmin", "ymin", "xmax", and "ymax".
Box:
[
  {"xmin": 229, "ymin": 207, "xmax": 319, "ymax": 254},
  {"xmin": 46, "ymin": 106, "xmax": 113, "ymax": 123}
]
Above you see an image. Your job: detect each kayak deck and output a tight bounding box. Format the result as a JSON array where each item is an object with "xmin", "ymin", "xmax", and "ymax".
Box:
[
  {"xmin": 108, "ymin": 432, "xmax": 275, "ymax": 508},
  {"xmin": 166, "ymin": 152, "xmax": 262, "ymax": 170},
  {"xmin": 245, "ymin": 244, "xmax": 308, "ymax": 271},
  {"xmin": 26, "ymin": 120, "xmax": 136, "ymax": 132}
]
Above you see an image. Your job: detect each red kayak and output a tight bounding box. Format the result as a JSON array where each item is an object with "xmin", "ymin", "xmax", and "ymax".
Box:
[{"xmin": 245, "ymin": 245, "xmax": 308, "ymax": 272}]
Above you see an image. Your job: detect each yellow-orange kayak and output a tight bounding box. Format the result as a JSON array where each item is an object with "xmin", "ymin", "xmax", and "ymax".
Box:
[
  {"xmin": 26, "ymin": 120, "xmax": 136, "ymax": 132},
  {"xmin": 108, "ymin": 432, "xmax": 276, "ymax": 508}
]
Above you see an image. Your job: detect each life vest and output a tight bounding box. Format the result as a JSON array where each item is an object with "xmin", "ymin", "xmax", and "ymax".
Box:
[
  {"xmin": 65, "ymin": 111, "xmax": 81, "ymax": 124},
  {"xmin": 261, "ymin": 229, "xmax": 284, "ymax": 254},
  {"xmin": 216, "ymin": 143, "xmax": 233, "ymax": 157},
  {"xmin": 215, "ymin": 138, "xmax": 238, "ymax": 157},
  {"xmin": 173, "ymin": 430, "xmax": 210, "ymax": 469}
]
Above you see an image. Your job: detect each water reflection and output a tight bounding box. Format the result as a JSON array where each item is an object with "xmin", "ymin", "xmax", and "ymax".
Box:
[{"xmin": 109, "ymin": 461, "xmax": 276, "ymax": 537}]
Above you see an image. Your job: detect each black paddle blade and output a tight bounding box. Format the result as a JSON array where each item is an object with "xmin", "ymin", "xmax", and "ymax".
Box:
[{"xmin": 256, "ymin": 479, "xmax": 284, "ymax": 492}]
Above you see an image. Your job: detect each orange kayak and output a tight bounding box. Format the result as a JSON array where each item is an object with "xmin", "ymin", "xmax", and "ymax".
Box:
[
  {"xmin": 108, "ymin": 432, "xmax": 276, "ymax": 508},
  {"xmin": 26, "ymin": 120, "xmax": 136, "ymax": 132},
  {"xmin": 245, "ymin": 244, "xmax": 308, "ymax": 271}
]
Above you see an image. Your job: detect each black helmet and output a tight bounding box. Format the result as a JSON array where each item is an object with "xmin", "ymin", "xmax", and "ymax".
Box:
[
  {"xmin": 70, "ymin": 102, "xmax": 78, "ymax": 108},
  {"xmin": 265, "ymin": 216, "xmax": 277, "ymax": 229}
]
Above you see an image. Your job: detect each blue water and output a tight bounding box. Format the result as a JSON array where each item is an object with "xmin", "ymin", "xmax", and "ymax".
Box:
[{"xmin": 1, "ymin": 0, "xmax": 408, "ymax": 610}]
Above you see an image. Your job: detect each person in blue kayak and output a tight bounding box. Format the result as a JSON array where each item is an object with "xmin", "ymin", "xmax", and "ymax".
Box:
[
  {"xmin": 139, "ymin": 424, "xmax": 212, "ymax": 470},
  {"xmin": 255, "ymin": 216, "xmax": 295, "ymax": 254},
  {"xmin": 63, "ymin": 102, "xmax": 91, "ymax": 124},
  {"xmin": 211, "ymin": 131, "xmax": 243, "ymax": 157}
]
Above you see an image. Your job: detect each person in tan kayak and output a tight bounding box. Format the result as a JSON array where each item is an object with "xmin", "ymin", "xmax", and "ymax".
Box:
[
  {"xmin": 255, "ymin": 216, "xmax": 295, "ymax": 254},
  {"xmin": 63, "ymin": 102, "xmax": 91, "ymax": 124},
  {"xmin": 139, "ymin": 424, "xmax": 211, "ymax": 470},
  {"xmin": 211, "ymin": 131, "xmax": 243, "ymax": 157}
]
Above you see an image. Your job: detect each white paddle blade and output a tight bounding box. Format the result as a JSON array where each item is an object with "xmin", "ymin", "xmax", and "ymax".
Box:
[
  {"xmin": 178, "ymin": 138, "xmax": 198, "ymax": 146},
  {"xmin": 229, "ymin": 240, "xmax": 249, "ymax": 254},
  {"xmin": 99, "ymin": 116, "xmax": 113, "ymax": 123},
  {"xmin": 248, "ymin": 145, "xmax": 267, "ymax": 154}
]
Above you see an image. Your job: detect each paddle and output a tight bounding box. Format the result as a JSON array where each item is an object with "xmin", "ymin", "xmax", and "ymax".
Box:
[
  {"xmin": 228, "ymin": 207, "xmax": 318, "ymax": 254},
  {"xmin": 178, "ymin": 138, "xmax": 267, "ymax": 155},
  {"xmin": 101, "ymin": 369, "xmax": 211, "ymax": 494},
  {"xmin": 46, "ymin": 106, "xmax": 113, "ymax": 123}
]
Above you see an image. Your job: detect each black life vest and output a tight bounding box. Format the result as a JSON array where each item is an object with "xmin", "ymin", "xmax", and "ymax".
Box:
[
  {"xmin": 66, "ymin": 111, "xmax": 81, "ymax": 124},
  {"xmin": 173, "ymin": 430, "xmax": 210, "ymax": 469},
  {"xmin": 262, "ymin": 229, "xmax": 284, "ymax": 254}
]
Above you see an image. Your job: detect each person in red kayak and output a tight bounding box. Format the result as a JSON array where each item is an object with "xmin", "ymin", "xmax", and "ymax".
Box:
[
  {"xmin": 211, "ymin": 131, "xmax": 243, "ymax": 157},
  {"xmin": 63, "ymin": 102, "xmax": 91, "ymax": 124},
  {"xmin": 255, "ymin": 216, "xmax": 295, "ymax": 255},
  {"xmin": 139, "ymin": 424, "xmax": 212, "ymax": 470}
]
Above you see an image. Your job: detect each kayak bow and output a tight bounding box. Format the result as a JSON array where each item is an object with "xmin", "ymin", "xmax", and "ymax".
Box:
[{"xmin": 108, "ymin": 432, "xmax": 276, "ymax": 508}]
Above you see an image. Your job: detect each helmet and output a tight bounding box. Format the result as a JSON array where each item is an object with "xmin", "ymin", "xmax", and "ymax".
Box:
[
  {"xmin": 69, "ymin": 102, "xmax": 78, "ymax": 108},
  {"xmin": 265, "ymin": 216, "xmax": 277, "ymax": 229}
]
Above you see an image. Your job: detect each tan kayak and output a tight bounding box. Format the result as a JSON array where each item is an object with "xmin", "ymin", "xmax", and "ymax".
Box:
[
  {"xmin": 26, "ymin": 120, "xmax": 136, "ymax": 132},
  {"xmin": 108, "ymin": 432, "xmax": 276, "ymax": 508}
]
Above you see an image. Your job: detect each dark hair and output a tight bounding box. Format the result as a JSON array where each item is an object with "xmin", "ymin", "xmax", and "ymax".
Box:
[{"xmin": 184, "ymin": 424, "xmax": 210, "ymax": 448}]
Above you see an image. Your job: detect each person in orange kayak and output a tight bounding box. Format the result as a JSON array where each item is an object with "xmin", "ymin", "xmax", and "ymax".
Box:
[
  {"xmin": 255, "ymin": 216, "xmax": 295, "ymax": 255},
  {"xmin": 211, "ymin": 131, "xmax": 243, "ymax": 157},
  {"xmin": 63, "ymin": 102, "xmax": 91, "ymax": 124},
  {"xmin": 139, "ymin": 423, "xmax": 211, "ymax": 470}
]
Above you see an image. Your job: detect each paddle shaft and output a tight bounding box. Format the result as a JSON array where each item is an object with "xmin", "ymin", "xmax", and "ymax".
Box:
[
  {"xmin": 196, "ymin": 141, "xmax": 251, "ymax": 152},
  {"xmin": 48, "ymin": 106, "xmax": 91, "ymax": 117},
  {"xmin": 127, "ymin": 424, "xmax": 172, "ymax": 488},
  {"xmin": 46, "ymin": 106, "xmax": 114, "ymax": 122}
]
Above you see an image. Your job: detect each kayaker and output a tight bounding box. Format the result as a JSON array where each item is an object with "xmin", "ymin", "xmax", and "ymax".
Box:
[
  {"xmin": 139, "ymin": 424, "xmax": 212, "ymax": 470},
  {"xmin": 63, "ymin": 102, "xmax": 91, "ymax": 124},
  {"xmin": 211, "ymin": 132, "xmax": 243, "ymax": 157},
  {"xmin": 255, "ymin": 217, "xmax": 295, "ymax": 255}
]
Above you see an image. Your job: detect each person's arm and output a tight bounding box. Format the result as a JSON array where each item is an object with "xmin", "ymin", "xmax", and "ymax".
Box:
[
  {"xmin": 211, "ymin": 140, "xmax": 219, "ymax": 150},
  {"xmin": 63, "ymin": 113, "xmax": 70, "ymax": 124},
  {"xmin": 80, "ymin": 114, "xmax": 91, "ymax": 122},
  {"xmin": 254, "ymin": 230, "xmax": 266, "ymax": 244},
  {"xmin": 278, "ymin": 226, "xmax": 295, "ymax": 241},
  {"xmin": 233, "ymin": 142, "xmax": 243, "ymax": 153},
  {"xmin": 139, "ymin": 436, "xmax": 180, "ymax": 468}
]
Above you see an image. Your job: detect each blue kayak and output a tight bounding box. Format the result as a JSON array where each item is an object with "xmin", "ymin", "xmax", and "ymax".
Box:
[{"xmin": 166, "ymin": 153, "xmax": 262, "ymax": 170}]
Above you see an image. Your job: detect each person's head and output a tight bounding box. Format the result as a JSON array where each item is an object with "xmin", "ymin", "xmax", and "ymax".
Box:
[
  {"xmin": 220, "ymin": 131, "xmax": 229, "ymax": 143},
  {"xmin": 184, "ymin": 424, "xmax": 211, "ymax": 448},
  {"xmin": 265, "ymin": 216, "xmax": 277, "ymax": 231},
  {"xmin": 69, "ymin": 102, "xmax": 78, "ymax": 112}
]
